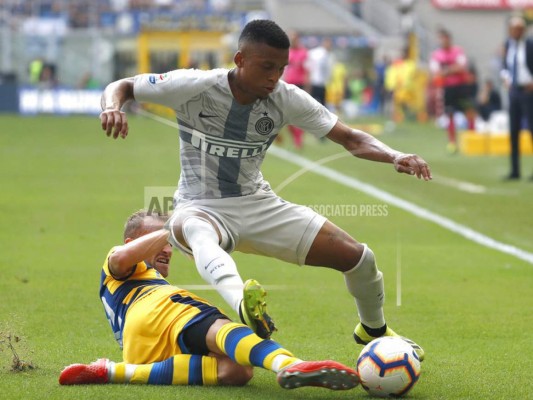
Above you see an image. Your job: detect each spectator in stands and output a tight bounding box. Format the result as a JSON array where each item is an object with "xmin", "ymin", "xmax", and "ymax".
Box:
[
  {"xmin": 374, "ymin": 55, "xmax": 390, "ymax": 116},
  {"xmin": 79, "ymin": 72, "xmax": 101, "ymax": 89},
  {"xmin": 306, "ymin": 37, "xmax": 334, "ymax": 108},
  {"xmin": 347, "ymin": 68, "xmax": 367, "ymax": 107},
  {"xmin": 283, "ymin": 31, "xmax": 308, "ymax": 149},
  {"xmin": 29, "ymin": 58, "xmax": 44, "ymax": 85},
  {"xmin": 501, "ymin": 15, "xmax": 533, "ymax": 181},
  {"xmin": 385, "ymin": 48, "xmax": 417, "ymax": 123},
  {"xmin": 430, "ymin": 28, "xmax": 473, "ymax": 154},
  {"xmin": 326, "ymin": 60, "xmax": 348, "ymax": 116},
  {"xmin": 38, "ymin": 63, "xmax": 58, "ymax": 89}
]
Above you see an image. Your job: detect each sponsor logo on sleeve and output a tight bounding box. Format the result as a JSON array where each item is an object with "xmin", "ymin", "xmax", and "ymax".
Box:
[{"xmin": 148, "ymin": 73, "xmax": 170, "ymax": 84}]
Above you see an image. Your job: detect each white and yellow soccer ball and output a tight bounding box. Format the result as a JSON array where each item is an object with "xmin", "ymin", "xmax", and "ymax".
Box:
[{"xmin": 356, "ymin": 336, "xmax": 421, "ymax": 398}]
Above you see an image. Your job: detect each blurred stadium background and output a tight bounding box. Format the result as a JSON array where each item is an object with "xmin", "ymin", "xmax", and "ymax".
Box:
[
  {"xmin": 2, "ymin": 2, "xmax": 533, "ymax": 399},
  {"xmin": 2, "ymin": 0, "xmax": 533, "ymax": 126}
]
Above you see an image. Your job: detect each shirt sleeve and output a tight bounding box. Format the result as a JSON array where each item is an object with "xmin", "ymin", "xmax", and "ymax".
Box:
[
  {"xmin": 103, "ymin": 246, "xmax": 141, "ymax": 281},
  {"xmin": 285, "ymin": 85, "xmax": 338, "ymax": 138},
  {"xmin": 133, "ymin": 69, "xmax": 220, "ymax": 110}
]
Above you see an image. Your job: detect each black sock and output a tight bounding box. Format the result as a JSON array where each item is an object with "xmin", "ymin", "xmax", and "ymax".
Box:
[
  {"xmin": 238, "ymin": 300, "xmax": 245, "ymax": 324},
  {"xmin": 362, "ymin": 323, "xmax": 387, "ymax": 337}
]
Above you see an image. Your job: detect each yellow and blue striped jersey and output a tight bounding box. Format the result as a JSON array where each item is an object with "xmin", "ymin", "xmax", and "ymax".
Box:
[
  {"xmin": 99, "ymin": 247, "xmax": 170, "ymax": 348},
  {"xmin": 99, "ymin": 247, "xmax": 224, "ymax": 363}
]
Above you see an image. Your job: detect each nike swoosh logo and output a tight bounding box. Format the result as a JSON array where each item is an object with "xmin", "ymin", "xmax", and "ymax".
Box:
[{"xmin": 199, "ymin": 111, "xmax": 218, "ymax": 118}]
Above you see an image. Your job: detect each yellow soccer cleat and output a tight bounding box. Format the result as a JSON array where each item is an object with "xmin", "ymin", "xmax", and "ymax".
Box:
[
  {"xmin": 353, "ymin": 323, "xmax": 425, "ymax": 362},
  {"xmin": 239, "ymin": 279, "xmax": 277, "ymax": 339}
]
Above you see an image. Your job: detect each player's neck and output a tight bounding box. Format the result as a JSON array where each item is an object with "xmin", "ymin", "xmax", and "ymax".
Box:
[{"xmin": 228, "ymin": 69, "xmax": 258, "ymax": 105}]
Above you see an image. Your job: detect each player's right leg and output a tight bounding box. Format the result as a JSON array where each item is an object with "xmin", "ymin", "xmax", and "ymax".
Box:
[
  {"xmin": 166, "ymin": 210, "xmax": 276, "ymax": 338},
  {"xmin": 166, "ymin": 210, "xmax": 244, "ymax": 312},
  {"xmin": 347, "ymin": 252, "xmax": 424, "ymax": 361},
  {"xmin": 353, "ymin": 324, "xmax": 425, "ymax": 361},
  {"xmin": 305, "ymin": 220, "xmax": 425, "ymax": 361},
  {"xmin": 239, "ymin": 278, "xmax": 276, "ymax": 339}
]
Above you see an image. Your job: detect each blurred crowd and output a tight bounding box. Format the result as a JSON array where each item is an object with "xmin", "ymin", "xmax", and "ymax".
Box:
[
  {"xmin": 1, "ymin": 0, "xmax": 229, "ymax": 28},
  {"xmin": 22, "ymin": 25, "xmax": 506, "ymax": 131},
  {"xmin": 7, "ymin": 0, "xmax": 524, "ymax": 155}
]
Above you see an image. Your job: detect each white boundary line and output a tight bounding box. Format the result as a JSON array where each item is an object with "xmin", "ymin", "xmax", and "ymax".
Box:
[
  {"xmin": 137, "ymin": 109, "xmax": 533, "ymax": 265},
  {"xmin": 432, "ymin": 175, "xmax": 488, "ymax": 194},
  {"xmin": 396, "ymin": 237, "xmax": 402, "ymax": 307},
  {"xmin": 269, "ymin": 146, "xmax": 533, "ymax": 265},
  {"xmin": 180, "ymin": 285, "xmax": 287, "ymax": 291}
]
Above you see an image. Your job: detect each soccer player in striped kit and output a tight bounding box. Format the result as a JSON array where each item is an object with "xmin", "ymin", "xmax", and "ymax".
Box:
[
  {"xmin": 99, "ymin": 20, "xmax": 430, "ymax": 362},
  {"xmin": 59, "ymin": 210, "xmax": 358, "ymax": 390}
]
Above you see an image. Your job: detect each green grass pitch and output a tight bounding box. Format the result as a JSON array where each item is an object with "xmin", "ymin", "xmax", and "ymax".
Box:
[{"xmin": 1, "ymin": 113, "xmax": 532, "ymax": 399}]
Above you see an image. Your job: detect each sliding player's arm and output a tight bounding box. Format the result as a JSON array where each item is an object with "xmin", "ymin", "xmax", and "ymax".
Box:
[
  {"xmin": 326, "ymin": 120, "xmax": 432, "ymax": 180},
  {"xmin": 100, "ymin": 77, "xmax": 135, "ymax": 139},
  {"xmin": 108, "ymin": 229, "xmax": 170, "ymax": 279}
]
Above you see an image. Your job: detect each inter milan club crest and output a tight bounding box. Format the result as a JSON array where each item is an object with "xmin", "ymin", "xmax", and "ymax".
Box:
[{"xmin": 255, "ymin": 112, "xmax": 274, "ymax": 135}]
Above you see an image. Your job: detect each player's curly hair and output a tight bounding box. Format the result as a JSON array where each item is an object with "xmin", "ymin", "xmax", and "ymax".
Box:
[
  {"xmin": 123, "ymin": 209, "xmax": 168, "ymax": 240},
  {"xmin": 238, "ymin": 19, "xmax": 290, "ymax": 50}
]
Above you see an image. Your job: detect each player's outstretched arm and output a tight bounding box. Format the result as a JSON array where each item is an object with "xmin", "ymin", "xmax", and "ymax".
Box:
[
  {"xmin": 108, "ymin": 229, "xmax": 170, "ymax": 278},
  {"xmin": 326, "ymin": 121, "xmax": 432, "ymax": 181},
  {"xmin": 100, "ymin": 77, "xmax": 135, "ymax": 140}
]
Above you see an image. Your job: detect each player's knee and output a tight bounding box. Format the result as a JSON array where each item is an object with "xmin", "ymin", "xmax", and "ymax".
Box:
[
  {"xmin": 335, "ymin": 240, "xmax": 366, "ymax": 271},
  {"xmin": 167, "ymin": 211, "xmax": 220, "ymax": 250},
  {"xmin": 352, "ymin": 245, "xmax": 380, "ymax": 277},
  {"xmin": 216, "ymin": 358, "xmax": 253, "ymax": 386}
]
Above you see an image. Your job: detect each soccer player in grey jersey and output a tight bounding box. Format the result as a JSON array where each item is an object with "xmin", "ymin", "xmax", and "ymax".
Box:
[{"xmin": 99, "ymin": 20, "xmax": 430, "ymax": 360}]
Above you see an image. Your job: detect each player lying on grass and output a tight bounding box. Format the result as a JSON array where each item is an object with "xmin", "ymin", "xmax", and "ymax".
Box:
[
  {"xmin": 59, "ymin": 210, "xmax": 359, "ymax": 390},
  {"xmin": 99, "ymin": 19, "xmax": 429, "ymax": 359}
]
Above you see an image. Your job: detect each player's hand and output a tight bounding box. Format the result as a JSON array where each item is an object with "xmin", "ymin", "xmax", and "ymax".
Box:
[
  {"xmin": 393, "ymin": 153, "xmax": 432, "ymax": 181},
  {"xmin": 100, "ymin": 109, "xmax": 129, "ymax": 139}
]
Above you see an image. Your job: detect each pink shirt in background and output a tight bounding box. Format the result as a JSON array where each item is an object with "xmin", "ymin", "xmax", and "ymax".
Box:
[
  {"xmin": 430, "ymin": 46, "xmax": 468, "ymax": 87},
  {"xmin": 284, "ymin": 47, "xmax": 308, "ymax": 86}
]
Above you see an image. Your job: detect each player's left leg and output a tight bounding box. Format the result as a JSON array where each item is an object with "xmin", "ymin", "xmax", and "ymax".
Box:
[
  {"xmin": 306, "ymin": 220, "xmax": 425, "ymax": 361},
  {"xmin": 59, "ymin": 355, "xmax": 223, "ymax": 386},
  {"xmin": 211, "ymin": 320, "xmax": 358, "ymax": 390}
]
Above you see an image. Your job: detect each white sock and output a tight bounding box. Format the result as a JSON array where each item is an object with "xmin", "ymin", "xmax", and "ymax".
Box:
[
  {"xmin": 182, "ymin": 217, "xmax": 244, "ymax": 313},
  {"xmin": 343, "ymin": 244, "xmax": 385, "ymax": 328},
  {"xmin": 271, "ymin": 355, "xmax": 303, "ymax": 373},
  {"xmin": 106, "ymin": 361, "xmax": 136, "ymax": 383}
]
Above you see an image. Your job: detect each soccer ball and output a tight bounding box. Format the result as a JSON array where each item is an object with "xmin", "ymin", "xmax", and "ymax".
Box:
[{"xmin": 356, "ymin": 336, "xmax": 421, "ymax": 398}]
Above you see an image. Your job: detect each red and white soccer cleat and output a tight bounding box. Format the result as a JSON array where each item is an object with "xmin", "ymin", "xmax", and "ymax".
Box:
[
  {"xmin": 59, "ymin": 358, "xmax": 109, "ymax": 385},
  {"xmin": 277, "ymin": 360, "xmax": 359, "ymax": 390}
]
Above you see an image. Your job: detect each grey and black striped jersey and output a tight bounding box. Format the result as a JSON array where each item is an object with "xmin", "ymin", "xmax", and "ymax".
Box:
[{"xmin": 134, "ymin": 68, "xmax": 337, "ymax": 199}]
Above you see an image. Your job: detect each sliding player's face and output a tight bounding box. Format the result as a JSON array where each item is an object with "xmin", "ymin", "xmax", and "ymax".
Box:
[
  {"xmin": 142, "ymin": 218, "xmax": 172, "ymax": 278},
  {"xmin": 235, "ymin": 42, "xmax": 288, "ymax": 100}
]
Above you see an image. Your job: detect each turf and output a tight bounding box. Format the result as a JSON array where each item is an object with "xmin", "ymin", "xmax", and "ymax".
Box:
[{"xmin": 1, "ymin": 113, "xmax": 532, "ymax": 400}]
